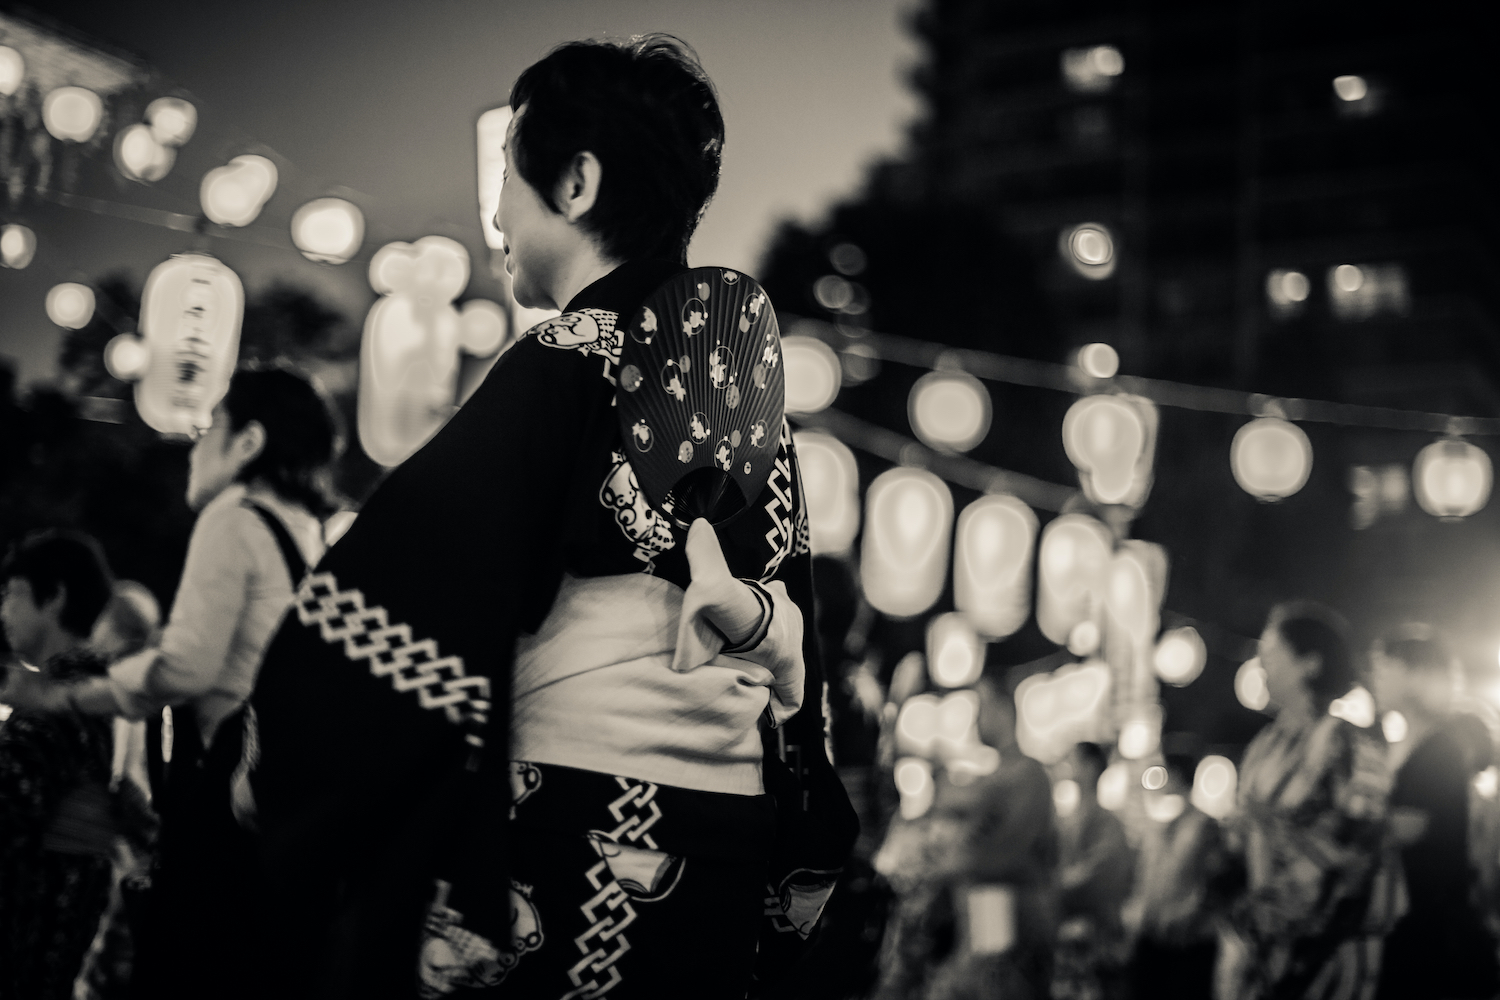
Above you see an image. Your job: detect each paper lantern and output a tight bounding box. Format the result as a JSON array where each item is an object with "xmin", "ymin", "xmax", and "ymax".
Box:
[
  {"xmin": 1117, "ymin": 705, "xmax": 1161, "ymax": 759},
  {"xmin": 1381, "ymin": 710, "xmax": 1408, "ymax": 744},
  {"xmin": 1, "ymin": 224, "xmax": 36, "ymax": 269},
  {"xmin": 201, "ymin": 154, "xmax": 278, "ymax": 227},
  {"xmin": 291, "ymin": 197, "xmax": 365, "ymax": 265},
  {"xmin": 45, "ymin": 283, "xmax": 94, "ymax": 329},
  {"xmin": 1235, "ymin": 657, "xmax": 1269, "ymax": 711},
  {"xmin": 896, "ymin": 693, "xmax": 941, "ymax": 757},
  {"xmin": 1063, "ymin": 393, "xmax": 1156, "ymax": 506},
  {"xmin": 1413, "ymin": 438, "xmax": 1492, "ymax": 519},
  {"xmin": 135, "ymin": 253, "xmax": 244, "ymax": 435},
  {"xmin": 104, "ymin": 334, "xmax": 150, "ymax": 381},
  {"xmin": 1096, "ymin": 761, "xmax": 1130, "ymax": 811},
  {"xmin": 1077, "ymin": 343, "xmax": 1119, "ymax": 379},
  {"xmin": 1015, "ymin": 659, "xmax": 1111, "ymax": 763},
  {"xmin": 1035, "ymin": 514, "xmax": 1113, "ymax": 645},
  {"xmin": 860, "ymin": 467, "xmax": 953, "ymax": 618},
  {"xmin": 145, "ymin": 97, "xmax": 197, "ymax": 147},
  {"xmin": 782, "ymin": 336, "xmax": 842, "ymax": 414},
  {"xmin": 1191, "ymin": 755, "xmax": 1237, "ymax": 819},
  {"xmin": 358, "ymin": 237, "xmax": 473, "ymax": 467},
  {"xmin": 894, "ymin": 757, "xmax": 934, "ymax": 820},
  {"xmin": 42, "ymin": 86, "xmax": 102, "ymax": 142},
  {"xmin": 114, "ymin": 124, "xmax": 175, "ymax": 183},
  {"xmin": 476, "ymin": 106, "xmax": 511, "ymax": 251},
  {"xmin": 927, "ymin": 613, "xmax": 984, "ymax": 689},
  {"xmin": 793, "ymin": 430, "xmax": 861, "ymax": 556},
  {"xmin": 0, "ymin": 46, "xmax": 24, "ymax": 98},
  {"xmin": 1231, "ymin": 417, "xmax": 1311, "ymax": 501},
  {"xmin": 953, "ymin": 494, "xmax": 1036, "ymax": 640},
  {"xmin": 1153, "ymin": 626, "xmax": 1206, "ymax": 686},
  {"xmin": 908, "ymin": 371, "xmax": 991, "ymax": 452},
  {"xmin": 457, "ymin": 299, "xmax": 510, "ymax": 357},
  {"xmin": 1328, "ymin": 685, "xmax": 1375, "ymax": 728},
  {"xmin": 1105, "ymin": 542, "xmax": 1166, "ymax": 649}
]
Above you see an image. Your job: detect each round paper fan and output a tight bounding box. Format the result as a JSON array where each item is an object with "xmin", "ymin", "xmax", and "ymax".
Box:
[{"xmin": 617, "ymin": 267, "xmax": 785, "ymax": 528}]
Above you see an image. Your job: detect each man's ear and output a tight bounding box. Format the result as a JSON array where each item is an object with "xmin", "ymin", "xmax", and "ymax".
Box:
[
  {"xmin": 235, "ymin": 420, "xmax": 267, "ymax": 466},
  {"xmin": 554, "ymin": 151, "xmax": 603, "ymax": 224}
]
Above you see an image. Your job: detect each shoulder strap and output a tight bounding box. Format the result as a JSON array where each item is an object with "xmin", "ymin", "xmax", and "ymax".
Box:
[{"xmin": 243, "ymin": 501, "xmax": 308, "ymax": 585}]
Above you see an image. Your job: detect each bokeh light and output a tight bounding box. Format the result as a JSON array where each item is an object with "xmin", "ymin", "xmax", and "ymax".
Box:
[
  {"xmin": 1063, "ymin": 394, "xmax": 1154, "ymax": 505},
  {"xmin": 894, "ymin": 757, "xmax": 935, "ymax": 820},
  {"xmin": 114, "ymin": 124, "xmax": 175, "ymax": 183},
  {"xmin": 1413, "ymin": 438, "xmax": 1492, "ymax": 519},
  {"xmin": 896, "ymin": 693, "xmax": 942, "ymax": 755},
  {"xmin": 1097, "ymin": 761, "xmax": 1129, "ymax": 811},
  {"xmin": 1141, "ymin": 764, "xmax": 1168, "ymax": 790},
  {"xmin": 927, "ymin": 613, "xmax": 985, "ymax": 689},
  {"xmin": 1153, "ymin": 626, "xmax": 1207, "ymax": 686},
  {"xmin": 1328, "ymin": 685, "xmax": 1375, "ymax": 728},
  {"xmin": 1191, "ymin": 755, "xmax": 1237, "ymax": 819},
  {"xmin": 1235, "ymin": 657, "xmax": 1269, "ymax": 711},
  {"xmin": 42, "ymin": 86, "xmax": 103, "ymax": 142},
  {"xmin": 291, "ymin": 197, "xmax": 365, "ymax": 265},
  {"xmin": 200, "ymin": 154, "xmax": 279, "ymax": 228},
  {"xmin": 909, "ymin": 371, "xmax": 991, "ymax": 452},
  {"xmin": 1061, "ymin": 45, "xmax": 1125, "ymax": 92},
  {"xmin": 45, "ymin": 282, "xmax": 94, "ymax": 329},
  {"xmin": 1016, "ymin": 660, "xmax": 1111, "ymax": 763},
  {"xmin": 1078, "ymin": 343, "xmax": 1119, "ymax": 379},
  {"xmin": 954, "ymin": 494, "xmax": 1036, "ymax": 640},
  {"xmin": 457, "ymin": 299, "xmax": 510, "ymax": 358},
  {"xmin": 813, "ymin": 274, "xmax": 854, "ymax": 311},
  {"xmin": 135, "ymin": 253, "xmax": 245, "ymax": 436},
  {"xmin": 0, "ymin": 224, "xmax": 36, "ymax": 270},
  {"xmin": 1333, "ymin": 75, "xmax": 1368, "ymax": 102},
  {"xmin": 782, "ymin": 335, "xmax": 842, "ymax": 414},
  {"xmin": 1068, "ymin": 620, "xmax": 1102, "ymax": 657},
  {"xmin": 1145, "ymin": 792, "xmax": 1186, "ymax": 823},
  {"xmin": 1036, "ymin": 513, "xmax": 1113, "ymax": 645},
  {"xmin": 1381, "ymin": 710, "xmax": 1408, "ymax": 744},
  {"xmin": 1060, "ymin": 223, "xmax": 1116, "ymax": 279},
  {"xmin": 1477, "ymin": 767, "xmax": 1500, "ymax": 800},
  {"xmin": 1117, "ymin": 709, "xmax": 1161, "ymax": 760},
  {"xmin": 1053, "ymin": 779, "xmax": 1081, "ymax": 818},
  {"xmin": 1265, "ymin": 269, "xmax": 1310, "ymax": 310},
  {"xmin": 145, "ymin": 97, "xmax": 197, "ymax": 147},
  {"xmin": 0, "ymin": 46, "xmax": 24, "ymax": 98},
  {"xmin": 1231, "ymin": 417, "xmax": 1312, "ymax": 500},
  {"xmin": 829, "ymin": 243, "xmax": 867, "ymax": 276},
  {"xmin": 860, "ymin": 467, "xmax": 953, "ymax": 618},
  {"xmin": 103, "ymin": 334, "xmax": 149, "ymax": 381},
  {"xmin": 1106, "ymin": 543, "xmax": 1164, "ymax": 647},
  {"xmin": 1333, "ymin": 263, "xmax": 1364, "ymax": 293},
  {"xmin": 792, "ymin": 430, "xmax": 861, "ymax": 556}
]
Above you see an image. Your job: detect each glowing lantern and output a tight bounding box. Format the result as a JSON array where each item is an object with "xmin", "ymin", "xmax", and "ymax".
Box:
[
  {"xmin": 291, "ymin": 198, "xmax": 365, "ymax": 265},
  {"xmin": 476, "ymin": 106, "xmax": 510, "ymax": 250},
  {"xmin": 896, "ymin": 693, "xmax": 942, "ymax": 757},
  {"xmin": 0, "ymin": 46, "xmax": 24, "ymax": 97},
  {"xmin": 1153, "ymin": 626, "xmax": 1206, "ymax": 686},
  {"xmin": 200, "ymin": 154, "xmax": 279, "ymax": 227},
  {"xmin": 782, "ymin": 336, "xmax": 842, "ymax": 414},
  {"xmin": 1381, "ymin": 710, "xmax": 1408, "ymax": 744},
  {"xmin": 1232, "ymin": 417, "xmax": 1312, "ymax": 500},
  {"xmin": 1078, "ymin": 343, "xmax": 1119, "ymax": 379},
  {"xmin": 1235, "ymin": 657, "xmax": 1269, "ymax": 711},
  {"xmin": 135, "ymin": 253, "xmax": 244, "ymax": 435},
  {"xmin": 860, "ymin": 467, "xmax": 953, "ymax": 618},
  {"xmin": 359, "ymin": 236, "xmax": 473, "ymax": 467},
  {"xmin": 104, "ymin": 334, "xmax": 150, "ymax": 381},
  {"xmin": 1068, "ymin": 620, "xmax": 1102, "ymax": 657},
  {"xmin": 1106, "ymin": 542, "xmax": 1166, "ymax": 650},
  {"xmin": 1142, "ymin": 765, "xmax": 1168, "ymax": 790},
  {"xmin": 1, "ymin": 224, "xmax": 36, "ymax": 269},
  {"xmin": 114, "ymin": 124, "xmax": 175, "ymax": 183},
  {"xmin": 1191, "ymin": 755, "xmax": 1237, "ymax": 819},
  {"xmin": 458, "ymin": 299, "xmax": 510, "ymax": 357},
  {"xmin": 1333, "ymin": 75, "xmax": 1368, "ymax": 102},
  {"xmin": 1145, "ymin": 793, "xmax": 1186, "ymax": 823},
  {"xmin": 42, "ymin": 87, "xmax": 103, "ymax": 142},
  {"xmin": 145, "ymin": 97, "xmax": 197, "ymax": 147},
  {"xmin": 793, "ymin": 431, "xmax": 861, "ymax": 556},
  {"xmin": 1053, "ymin": 779, "xmax": 1081, "ymax": 818},
  {"xmin": 1063, "ymin": 393, "xmax": 1156, "ymax": 506},
  {"xmin": 909, "ymin": 371, "xmax": 991, "ymax": 452},
  {"xmin": 1329, "ymin": 685, "xmax": 1375, "ymax": 728},
  {"xmin": 1035, "ymin": 514, "xmax": 1113, "ymax": 645},
  {"xmin": 1413, "ymin": 438, "xmax": 1492, "ymax": 519},
  {"xmin": 927, "ymin": 614, "xmax": 984, "ymax": 689},
  {"xmin": 1117, "ymin": 705, "xmax": 1161, "ymax": 760},
  {"xmin": 46, "ymin": 283, "xmax": 94, "ymax": 329},
  {"xmin": 954, "ymin": 494, "xmax": 1036, "ymax": 640},
  {"xmin": 1060, "ymin": 223, "xmax": 1116, "ymax": 279},
  {"xmin": 1096, "ymin": 761, "xmax": 1129, "ymax": 811},
  {"xmin": 893, "ymin": 757, "xmax": 934, "ymax": 819},
  {"xmin": 1015, "ymin": 660, "xmax": 1111, "ymax": 763}
]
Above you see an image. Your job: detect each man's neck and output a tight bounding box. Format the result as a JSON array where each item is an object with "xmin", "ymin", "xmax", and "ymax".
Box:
[{"xmin": 550, "ymin": 253, "xmax": 621, "ymax": 313}]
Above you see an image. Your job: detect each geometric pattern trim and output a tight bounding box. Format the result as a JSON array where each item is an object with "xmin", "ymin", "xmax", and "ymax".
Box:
[{"xmin": 296, "ymin": 572, "xmax": 491, "ymax": 747}]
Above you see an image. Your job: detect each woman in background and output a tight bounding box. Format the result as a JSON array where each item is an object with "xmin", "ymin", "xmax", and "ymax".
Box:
[{"xmin": 1224, "ymin": 601, "xmax": 1399, "ymax": 1000}]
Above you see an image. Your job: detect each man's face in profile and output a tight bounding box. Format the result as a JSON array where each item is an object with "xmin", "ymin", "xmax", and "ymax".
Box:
[{"xmin": 495, "ymin": 106, "xmax": 568, "ymax": 311}]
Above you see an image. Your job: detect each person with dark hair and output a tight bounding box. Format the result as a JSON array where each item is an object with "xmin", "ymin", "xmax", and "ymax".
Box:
[
  {"xmin": 1, "ymin": 365, "xmax": 337, "ymax": 999},
  {"xmin": 1370, "ymin": 624, "xmax": 1500, "ymax": 1000},
  {"xmin": 241, "ymin": 32, "xmax": 852, "ymax": 1000},
  {"xmin": 0, "ymin": 530, "xmax": 115, "ymax": 1000},
  {"xmin": 1125, "ymin": 752, "xmax": 1232, "ymax": 1000},
  {"xmin": 1053, "ymin": 741, "xmax": 1135, "ymax": 1000},
  {"xmin": 1221, "ymin": 601, "xmax": 1400, "ymax": 1000}
]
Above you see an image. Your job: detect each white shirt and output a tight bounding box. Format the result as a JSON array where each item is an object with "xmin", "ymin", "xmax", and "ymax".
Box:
[{"xmin": 108, "ymin": 483, "xmax": 324, "ymax": 747}]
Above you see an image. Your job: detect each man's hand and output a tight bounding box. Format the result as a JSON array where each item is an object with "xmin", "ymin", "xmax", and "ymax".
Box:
[
  {"xmin": 0, "ymin": 663, "xmax": 72, "ymax": 714},
  {"xmin": 682, "ymin": 518, "xmax": 764, "ymax": 648}
]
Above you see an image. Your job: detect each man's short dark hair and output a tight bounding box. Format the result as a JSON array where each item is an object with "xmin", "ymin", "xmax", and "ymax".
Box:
[
  {"xmin": 509, "ymin": 34, "xmax": 724, "ymax": 264},
  {"xmin": 1, "ymin": 529, "xmax": 114, "ymax": 637}
]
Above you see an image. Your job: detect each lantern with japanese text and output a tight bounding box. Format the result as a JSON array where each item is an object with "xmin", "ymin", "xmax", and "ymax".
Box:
[{"xmin": 135, "ymin": 253, "xmax": 244, "ymax": 435}]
